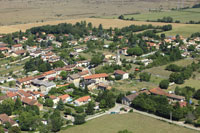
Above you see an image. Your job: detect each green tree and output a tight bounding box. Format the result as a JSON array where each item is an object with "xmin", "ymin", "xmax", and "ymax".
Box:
[
  {"xmin": 19, "ymin": 112, "xmax": 39, "ymax": 131},
  {"xmin": 50, "ymin": 110, "xmax": 63, "ymax": 132},
  {"xmin": 86, "ymin": 102, "xmax": 95, "ymax": 115},
  {"xmin": 75, "ymin": 106, "xmax": 84, "ymax": 113},
  {"xmin": 74, "ymin": 115, "xmax": 85, "ymax": 125},
  {"xmin": 14, "ymin": 97, "xmax": 22, "ymax": 111},
  {"xmin": 60, "ymin": 71, "xmax": 68, "ymax": 80},
  {"xmin": 64, "ymin": 108, "xmax": 72, "ymax": 115},
  {"xmin": 118, "ymin": 129, "xmax": 132, "ymax": 133},
  {"xmin": 1, "ymin": 98, "xmax": 15, "ymax": 116},
  {"xmin": 56, "ymin": 99, "xmax": 64, "ymax": 111},
  {"xmin": 159, "ymin": 80, "xmax": 169, "ymax": 89},
  {"xmin": 44, "ymin": 98, "xmax": 54, "ymax": 107},
  {"xmin": 8, "ymin": 126, "xmax": 21, "ymax": 133},
  {"xmin": 139, "ymin": 72, "xmax": 151, "ymax": 82}
]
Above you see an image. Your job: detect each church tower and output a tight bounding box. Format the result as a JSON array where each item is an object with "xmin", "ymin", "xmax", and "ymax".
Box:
[{"xmin": 116, "ymin": 50, "xmax": 122, "ymax": 66}]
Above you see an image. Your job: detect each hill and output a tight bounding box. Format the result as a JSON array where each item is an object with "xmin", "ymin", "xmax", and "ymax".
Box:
[{"xmin": 0, "ymin": 0, "xmax": 199, "ymax": 25}]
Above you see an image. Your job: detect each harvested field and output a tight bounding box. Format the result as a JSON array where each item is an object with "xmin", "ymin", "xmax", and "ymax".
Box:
[{"xmin": 0, "ymin": 18, "xmax": 200, "ymax": 37}]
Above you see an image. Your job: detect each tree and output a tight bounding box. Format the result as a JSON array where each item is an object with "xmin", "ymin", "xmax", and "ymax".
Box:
[
  {"xmin": 1, "ymin": 98, "xmax": 15, "ymax": 116},
  {"xmin": 116, "ymin": 93, "xmax": 125, "ymax": 103},
  {"xmin": 60, "ymin": 71, "xmax": 68, "ymax": 80},
  {"xmin": 44, "ymin": 98, "xmax": 54, "ymax": 107},
  {"xmin": 64, "ymin": 108, "xmax": 72, "ymax": 115},
  {"xmin": 188, "ymin": 45, "xmax": 195, "ymax": 51},
  {"xmin": 118, "ymin": 15, "xmax": 125, "ymax": 20},
  {"xmin": 159, "ymin": 80, "xmax": 169, "ymax": 89},
  {"xmin": 50, "ymin": 110, "xmax": 63, "ymax": 132},
  {"xmin": 127, "ymin": 46, "xmax": 144, "ymax": 56},
  {"xmin": 56, "ymin": 99, "xmax": 64, "ymax": 111},
  {"xmin": 115, "ymin": 75, "xmax": 122, "ymax": 80},
  {"xmin": 75, "ymin": 106, "xmax": 84, "ymax": 113},
  {"xmin": 194, "ymin": 90, "xmax": 200, "ymax": 100},
  {"xmin": 74, "ymin": 115, "xmax": 85, "ymax": 125},
  {"xmin": 14, "ymin": 97, "xmax": 22, "ymax": 111},
  {"xmin": 118, "ymin": 129, "xmax": 132, "ymax": 133},
  {"xmin": 52, "ymin": 60, "xmax": 65, "ymax": 68},
  {"xmin": 19, "ymin": 112, "xmax": 39, "ymax": 131},
  {"xmin": 99, "ymin": 99, "xmax": 106, "ymax": 108},
  {"xmin": 8, "ymin": 126, "xmax": 21, "ymax": 133},
  {"xmin": 86, "ymin": 102, "xmax": 95, "ymax": 115},
  {"xmin": 8, "ymin": 81, "xmax": 15, "ymax": 87},
  {"xmin": 139, "ymin": 72, "xmax": 151, "ymax": 82},
  {"xmin": 90, "ymin": 54, "xmax": 104, "ymax": 66}
]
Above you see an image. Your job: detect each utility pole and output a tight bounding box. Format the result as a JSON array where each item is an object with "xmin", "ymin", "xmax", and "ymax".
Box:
[{"xmin": 170, "ymin": 111, "xmax": 173, "ymax": 122}]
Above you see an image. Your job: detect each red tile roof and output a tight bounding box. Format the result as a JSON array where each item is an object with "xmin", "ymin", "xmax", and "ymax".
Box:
[
  {"xmin": 76, "ymin": 96, "xmax": 90, "ymax": 102},
  {"xmin": 12, "ymin": 44, "xmax": 22, "ymax": 47},
  {"xmin": 43, "ymin": 70, "xmax": 56, "ymax": 76},
  {"xmin": 17, "ymin": 76, "xmax": 34, "ymax": 83},
  {"xmin": 0, "ymin": 114, "xmax": 16, "ymax": 125},
  {"xmin": 179, "ymin": 101, "xmax": 187, "ymax": 108},
  {"xmin": 18, "ymin": 90, "xmax": 32, "ymax": 97},
  {"xmin": 6, "ymin": 92, "xmax": 17, "ymax": 98},
  {"xmin": 49, "ymin": 95, "xmax": 57, "ymax": 99},
  {"xmin": 149, "ymin": 88, "xmax": 167, "ymax": 96},
  {"xmin": 84, "ymin": 73, "xmax": 108, "ymax": 80},
  {"xmin": 0, "ymin": 47, "xmax": 9, "ymax": 51},
  {"xmin": 14, "ymin": 50, "xmax": 26, "ymax": 55},
  {"xmin": 115, "ymin": 70, "xmax": 126, "ymax": 75},
  {"xmin": 59, "ymin": 94, "xmax": 70, "ymax": 101}
]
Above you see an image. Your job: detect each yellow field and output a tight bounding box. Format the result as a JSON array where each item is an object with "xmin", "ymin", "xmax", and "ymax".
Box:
[{"xmin": 0, "ymin": 18, "xmax": 199, "ymax": 37}]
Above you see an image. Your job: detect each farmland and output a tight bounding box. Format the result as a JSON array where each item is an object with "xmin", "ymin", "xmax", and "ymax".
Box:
[
  {"xmin": 0, "ymin": 18, "xmax": 200, "ymax": 38},
  {"xmin": 124, "ymin": 8, "xmax": 200, "ymax": 23},
  {"xmin": 62, "ymin": 113, "xmax": 198, "ymax": 133},
  {"xmin": 0, "ymin": 0, "xmax": 198, "ymax": 26}
]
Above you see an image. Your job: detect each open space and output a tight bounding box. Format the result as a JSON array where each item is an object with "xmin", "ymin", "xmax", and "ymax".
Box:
[
  {"xmin": 62, "ymin": 113, "xmax": 198, "ymax": 133},
  {"xmin": 124, "ymin": 8, "xmax": 200, "ymax": 23}
]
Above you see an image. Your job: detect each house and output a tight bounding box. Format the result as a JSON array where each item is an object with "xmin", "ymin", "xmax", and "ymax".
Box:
[
  {"xmin": 0, "ymin": 47, "xmax": 10, "ymax": 54},
  {"xmin": 12, "ymin": 44, "xmax": 23, "ymax": 52},
  {"xmin": 74, "ymin": 96, "xmax": 91, "ymax": 106},
  {"xmin": 114, "ymin": 70, "xmax": 129, "ymax": 80},
  {"xmin": 67, "ymin": 74, "xmax": 81, "ymax": 87},
  {"xmin": 17, "ymin": 90, "xmax": 33, "ymax": 99},
  {"xmin": 98, "ymin": 83, "xmax": 111, "ymax": 90},
  {"xmin": 59, "ymin": 94, "xmax": 71, "ymax": 103},
  {"xmin": 43, "ymin": 70, "xmax": 57, "ymax": 80},
  {"xmin": 31, "ymin": 80, "xmax": 56, "ymax": 92},
  {"xmin": 47, "ymin": 34, "xmax": 55, "ymax": 41},
  {"xmin": 16, "ymin": 76, "xmax": 35, "ymax": 88},
  {"xmin": 0, "ymin": 96, "xmax": 8, "ymax": 103},
  {"xmin": 149, "ymin": 88, "xmax": 185, "ymax": 102},
  {"xmin": 21, "ymin": 97, "xmax": 43, "ymax": 110},
  {"xmin": 0, "ymin": 114, "xmax": 18, "ymax": 127},
  {"xmin": 12, "ymin": 50, "xmax": 26, "ymax": 57},
  {"xmin": 122, "ymin": 90, "xmax": 150, "ymax": 106},
  {"xmin": 84, "ymin": 73, "xmax": 108, "ymax": 83},
  {"xmin": 76, "ymin": 60, "xmax": 90, "ymax": 67},
  {"xmin": 6, "ymin": 92, "xmax": 18, "ymax": 99},
  {"xmin": 49, "ymin": 95, "xmax": 59, "ymax": 105},
  {"xmin": 120, "ymin": 47, "xmax": 128, "ymax": 55},
  {"xmin": 78, "ymin": 70, "xmax": 90, "ymax": 78}
]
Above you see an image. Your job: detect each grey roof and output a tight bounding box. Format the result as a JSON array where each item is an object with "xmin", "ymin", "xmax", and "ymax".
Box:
[
  {"xmin": 32, "ymin": 80, "xmax": 56, "ymax": 87},
  {"xmin": 69, "ymin": 74, "xmax": 80, "ymax": 80}
]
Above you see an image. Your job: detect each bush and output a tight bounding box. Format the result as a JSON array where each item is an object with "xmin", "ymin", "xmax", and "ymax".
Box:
[
  {"xmin": 159, "ymin": 80, "xmax": 169, "ymax": 89},
  {"xmin": 74, "ymin": 115, "xmax": 85, "ymax": 125},
  {"xmin": 115, "ymin": 75, "xmax": 122, "ymax": 80},
  {"xmin": 139, "ymin": 72, "xmax": 151, "ymax": 82}
]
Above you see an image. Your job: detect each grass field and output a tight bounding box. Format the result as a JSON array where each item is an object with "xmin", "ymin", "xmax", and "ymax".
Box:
[
  {"xmin": 62, "ymin": 113, "xmax": 198, "ymax": 133},
  {"xmin": 124, "ymin": 8, "xmax": 200, "ymax": 23}
]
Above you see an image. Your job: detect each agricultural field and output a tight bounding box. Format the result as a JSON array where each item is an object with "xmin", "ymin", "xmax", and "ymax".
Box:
[
  {"xmin": 124, "ymin": 8, "xmax": 200, "ymax": 23},
  {"xmin": 0, "ymin": 0, "xmax": 198, "ymax": 26},
  {"xmin": 0, "ymin": 18, "xmax": 200, "ymax": 37},
  {"xmin": 62, "ymin": 113, "xmax": 198, "ymax": 133}
]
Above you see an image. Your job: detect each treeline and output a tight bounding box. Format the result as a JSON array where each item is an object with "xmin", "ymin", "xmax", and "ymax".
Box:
[
  {"xmin": 132, "ymin": 93, "xmax": 190, "ymax": 121},
  {"xmin": 192, "ymin": 3, "xmax": 200, "ymax": 8},
  {"xmin": 27, "ymin": 22, "xmax": 90, "ymax": 37},
  {"xmin": 191, "ymin": 32, "xmax": 200, "ymax": 38},
  {"xmin": 167, "ymin": 62, "xmax": 200, "ymax": 84}
]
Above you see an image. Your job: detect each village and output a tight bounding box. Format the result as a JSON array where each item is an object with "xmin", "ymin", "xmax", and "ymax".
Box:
[{"xmin": 0, "ymin": 22, "xmax": 200, "ymax": 132}]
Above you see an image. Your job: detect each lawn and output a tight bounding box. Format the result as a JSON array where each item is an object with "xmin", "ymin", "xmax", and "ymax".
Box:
[
  {"xmin": 62, "ymin": 113, "xmax": 198, "ymax": 133},
  {"xmin": 124, "ymin": 8, "xmax": 200, "ymax": 23}
]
